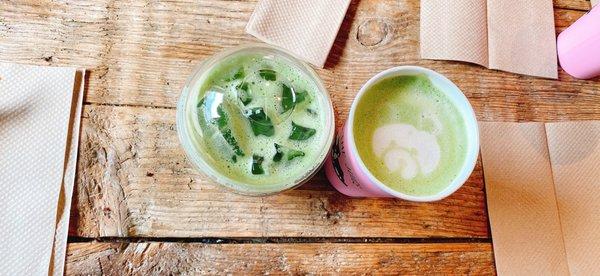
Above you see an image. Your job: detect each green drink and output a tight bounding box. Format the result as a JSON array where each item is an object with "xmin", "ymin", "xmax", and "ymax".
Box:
[
  {"xmin": 353, "ymin": 75, "xmax": 469, "ymax": 196},
  {"xmin": 325, "ymin": 66, "xmax": 479, "ymax": 201},
  {"xmin": 177, "ymin": 45, "xmax": 334, "ymax": 195}
]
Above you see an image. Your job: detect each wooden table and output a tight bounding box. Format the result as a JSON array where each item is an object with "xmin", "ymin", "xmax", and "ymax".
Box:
[{"xmin": 2, "ymin": 0, "xmax": 598, "ymax": 274}]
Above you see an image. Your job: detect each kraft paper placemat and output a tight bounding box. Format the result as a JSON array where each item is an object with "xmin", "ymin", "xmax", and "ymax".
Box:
[
  {"xmin": 0, "ymin": 63, "xmax": 84, "ymax": 276},
  {"xmin": 246, "ymin": 0, "xmax": 351, "ymax": 68},
  {"xmin": 421, "ymin": 0, "xmax": 558, "ymax": 79},
  {"xmin": 481, "ymin": 121, "xmax": 600, "ymax": 275}
]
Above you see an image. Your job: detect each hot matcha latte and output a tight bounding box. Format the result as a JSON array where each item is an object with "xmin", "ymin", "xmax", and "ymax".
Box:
[{"xmin": 353, "ymin": 75, "xmax": 469, "ymax": 196}]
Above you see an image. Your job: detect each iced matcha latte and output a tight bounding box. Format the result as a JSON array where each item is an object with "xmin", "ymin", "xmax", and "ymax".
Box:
[{"xmin": 177, "ymin": 45, "xmax": 334, "ymax": 195}]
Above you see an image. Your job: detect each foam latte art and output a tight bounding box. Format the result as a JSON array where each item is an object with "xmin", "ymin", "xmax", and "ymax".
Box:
[
  {"xmin": 353, "ymin": 74, "xmax": 468, "ymax": 196},
  {"xmin": 372, "ymin": 124, "xmax": 440, "ymax": 179}
]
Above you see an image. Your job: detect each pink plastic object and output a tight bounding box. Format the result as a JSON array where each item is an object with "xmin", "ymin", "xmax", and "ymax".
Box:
[
  {"xmin": 557, "ymin": 4, "xmax": 600, "ymax": 79},
  {"xmin": 324, "ymin": 66, "xmax": 480, "ymax": 202}
]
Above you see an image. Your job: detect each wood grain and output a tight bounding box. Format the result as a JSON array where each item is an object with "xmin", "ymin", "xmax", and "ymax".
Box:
[
  {"xmin": 65, "ymin": 242, "xmax": 494, "ymax": 275},
  {"xmin": 71, "ymin": 104, "xmax": 488, "ymax": 238},
  {"xmin": 2, "ymin": 1, "xmax": 599, "ymax": 123},
  {"xmin": 0, "ymin": 0, "xmax": 591, "ymax": 239},
  {"xmin": 554, "ymin": 0, "xmax": 593, "ymax": 10},
  {"xmin": 2, "ymin": 0, "xmax": 595, "ymax": 273}
]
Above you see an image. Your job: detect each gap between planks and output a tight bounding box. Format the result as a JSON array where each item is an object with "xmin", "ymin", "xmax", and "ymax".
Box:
[
  {"xmin": 84, "ymin": 101, "xmax": 176, "ymax": 110},
  {"xmin": 68, "ymin": 236, "xmax": 491, "ymax": 244}
]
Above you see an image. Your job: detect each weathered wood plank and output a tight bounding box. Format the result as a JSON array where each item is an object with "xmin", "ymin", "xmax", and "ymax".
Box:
[
  {"xmin": 2, "ymin": 1, "xmax": 599, "ymax": 124},
  {"xmin": 65, "ymin": 242, "xmax": 494, "ymax": 275},
  {"xmin": 554, "ymin": 0, "xmax": 592, "ymax": 10},
  {"xmin": 3, "ymin": 0, "xmax": 596, "ymax": 240},
  {"xmin": 71, "ymin": 104, "xmax": 488, "ymax": 238}
]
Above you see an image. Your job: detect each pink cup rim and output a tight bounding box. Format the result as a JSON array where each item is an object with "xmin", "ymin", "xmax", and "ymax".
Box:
[{"xmin": 346, "ymin": 66, "xmax": 480, "ymax": 202}]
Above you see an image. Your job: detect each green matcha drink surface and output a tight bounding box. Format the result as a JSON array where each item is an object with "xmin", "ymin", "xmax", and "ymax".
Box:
[
  {"xmin": 187, "ymin": 53, "xmax": 328, "ymax": 186},
  {"xmin": 353, "ymin": 75, "xmax": 468, "ymax": 196}
]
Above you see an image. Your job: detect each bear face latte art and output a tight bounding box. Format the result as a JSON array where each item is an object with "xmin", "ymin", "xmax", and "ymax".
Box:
[
  {"xmin": 325, "ymin": 66, "xmax": 479, "ymax": 201},
  {"xmin": 353, "ymin": 75, "xmax": 468, "ymax": 196}
]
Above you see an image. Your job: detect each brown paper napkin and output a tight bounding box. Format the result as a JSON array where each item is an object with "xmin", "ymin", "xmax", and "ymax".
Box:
[
  {"xmin": 420, "ymin": 0, "xmax": 489, "ymax": 67},
  {"xmin": 546, "ymin": 122, "xmax": 600, "ymax": 275},
  {"xmin": 480, "ymin": 122, "xmax": 569, "ymax": 275},
  {"xmin": 486, "ymin": 0, "xmax": 558, "ymax": 78},
  {"xmin": 481, "ymin": 121, "xmax": 600, "ymax": 275},
  {"xmin": 246, "ymin": 0, "xmax": 351, "ymax": 68},
  {"xmin": 0, "ymin": 63, "xmax": 84, "ymax": 275},
  {"xmin": 421, "ymin": 0, "xmax": 558, "ymax": 79}
]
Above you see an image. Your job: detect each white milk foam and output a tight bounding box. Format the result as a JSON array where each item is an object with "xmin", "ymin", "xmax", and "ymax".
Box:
[{"xmin": 372, "ymin": 123, "xmax": 441, "ymax": 180}]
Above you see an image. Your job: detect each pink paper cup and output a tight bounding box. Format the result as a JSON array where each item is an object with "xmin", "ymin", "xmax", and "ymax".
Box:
[{"xmin": 324, "ymin": 66, "xmax": 479, "ymax": 201}]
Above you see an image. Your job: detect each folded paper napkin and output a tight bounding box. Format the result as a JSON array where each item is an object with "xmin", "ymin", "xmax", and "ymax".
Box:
[
  {"xmin": 246, "ymin": 0, "xmax": 351, "ymax": 68},
  {"xmin": 480, "ymin": 121, "xmax": 600, "ymax": 275},
  {"xmin": 0, "ymin": 63, "xmax": 84, "ymax": 275},
  {"xmin": 421, "ymin": 0, "xmax": 558, "ymax": 79}
]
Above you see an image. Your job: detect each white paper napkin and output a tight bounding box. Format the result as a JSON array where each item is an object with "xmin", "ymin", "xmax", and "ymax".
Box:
[
  {"xmin": 0, "ymin": 63, "xmax": 84, "ymax": 276},
  {"xmin": 50, "ymin": 70, "xmax": 84, "ymax": 276}
]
